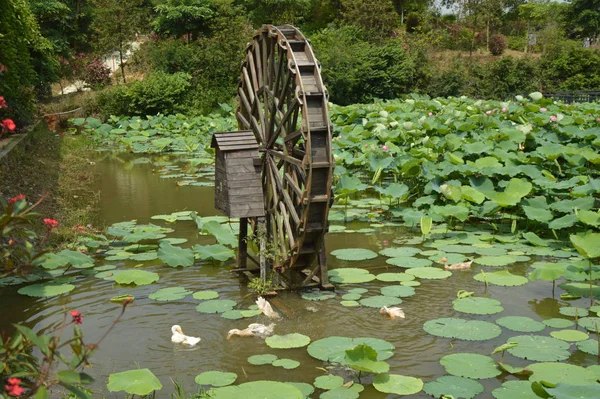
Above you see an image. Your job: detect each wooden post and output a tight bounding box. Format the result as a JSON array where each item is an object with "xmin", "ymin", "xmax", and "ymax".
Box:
[
  {"xmin": 258, "ymin": 217, "xmax": 268, "ymax": 282},
  {"xmin": 318, "ymin": 237, "xmax": 333, "ymax": 290},
  {"xmin": 238, "ymin": 218, "xmax": 248, "ymax": 270}
]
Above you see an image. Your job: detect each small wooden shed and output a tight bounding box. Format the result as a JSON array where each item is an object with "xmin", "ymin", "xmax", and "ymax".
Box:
[{"xmin": 211, "ymin": 131, "xmax": 265, "ymax": 218}]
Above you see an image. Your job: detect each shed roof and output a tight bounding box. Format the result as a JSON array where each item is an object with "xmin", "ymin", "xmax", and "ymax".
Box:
[{"xmin": 211, "ymin": 130, "xmax": 259, "ymax": 152}]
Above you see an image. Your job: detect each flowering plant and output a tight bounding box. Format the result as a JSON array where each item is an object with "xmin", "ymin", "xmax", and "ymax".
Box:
[{"xmin": 0, "ymin": 95, "xmax": 16, "ymax": 139}]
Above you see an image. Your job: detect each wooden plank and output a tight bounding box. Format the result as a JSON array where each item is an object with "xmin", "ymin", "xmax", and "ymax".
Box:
[
  {"xmin": 218, "ymin": 144, "xmax": 260, "ymax": 152},
  {"xmin": 238, "ymin": 218, "xmax": 248, "ymax": 269},
  {"xmin": 226, "ymin": 179, "xmax": 263, "ymax": 189},
  {"xmin": 284, "ymin": 173, "xmax": 302, "ymax": 198},
  {"xmin": 268, "ymin": 149, "xmax": 303, "ymax": 167},
  {"xmin": 214, "ymin": 130, "xmax": 254, "ymax": 136},
  {"xmin": 230, "ymin": 195, "xmax": 264, "ymax": 204},
  {"xmin": 228, "ymin": 186, "xmax": 263, "ymax": 196}
]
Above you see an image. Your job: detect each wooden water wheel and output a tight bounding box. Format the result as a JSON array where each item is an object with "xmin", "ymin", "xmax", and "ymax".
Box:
[{"xmin": 234, "ymin": 24, "xmax": 334, "ymax": 289}]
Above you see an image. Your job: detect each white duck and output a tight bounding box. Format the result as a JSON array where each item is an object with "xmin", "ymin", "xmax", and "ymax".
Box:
[
  {"xmin": 227, "ymin": 323, "xmax": 275, "ymax": 339},
  {"xmin": 256, "ymin": 296, "xmax": 280, "ymax": 319},
  {"xmin": 379, "ymin": 306, "xmax": 405, "ymax": 319},
  {"xmin": 171, "ymin": 325, "xmax": 201, "ymax": 346}
]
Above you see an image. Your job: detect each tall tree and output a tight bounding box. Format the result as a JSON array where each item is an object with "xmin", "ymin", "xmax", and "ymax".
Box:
[
  {"xmin": 91, "ymin": 0, "xmax": 147, "ymax": 83},
  {"xmin": 340, "ymin": 0, "xmax": 399, "ymax": 39},
  {"xmin": 152, "ymin": 0, "xmax": 214, "ymax": 40},
  {"xmin": 568, "ymin": 0, "xmax": 600, "ymax": 40}
]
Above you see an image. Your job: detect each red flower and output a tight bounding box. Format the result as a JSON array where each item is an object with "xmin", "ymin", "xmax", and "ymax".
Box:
[
  {"xmin": 70, "ymin": 310, "xmax": 83, "ymax": 325},
  {"xmin": 2, "ymin": 119, "xmax": 16, "ymax": 131},
  {"xmin": 8, "ymin": 194, "xmax": 25, "ymax": 204},
  {"xmin": 0, "ymin": 97, "xmax": 6, "ymax": 108},
  {"xmin": 5, "ymin": 378, "xmax": 24, "ymax": 396},
  {"xmin": 43, "ymin": 218, "xmax": 59, "ymax": 229}
]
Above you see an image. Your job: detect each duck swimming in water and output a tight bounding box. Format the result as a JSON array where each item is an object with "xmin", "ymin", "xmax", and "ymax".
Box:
[
  {"xmin": 226, "ymin": 323, "xmax": 275, "ymax": 339},
  {"xmin": 171, "ymin": 325, "xmax": 201, "ymax": 346},
  {"xmin": 256, "ymin": 296, "xmax": 280, "ymax": 319},
  {"xmin": 379, "ymin": 306, "xmax": 405, "ymax": 319},
  {"xmin": 437, "ymin": 256, "xmax": 474, "ymax": 271}
]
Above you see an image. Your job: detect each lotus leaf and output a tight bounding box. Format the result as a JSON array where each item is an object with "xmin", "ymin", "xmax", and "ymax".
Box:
[
  {"xmin": 196, "ymin": 299, "xmax": 237, "ymax": 314},
  {"xmin": 106, "ymin": 368, "xmax": 162, "ymax": 395},
  {"xmin": 379, "ymin": 247, "xmax": 421, "ymax": 257},
  {"xmin": 330, "ymin": 248, "xmax": 378, "ymax": 261},
  {"xmin": 528, "ymin": 362, "xmax": 599, "ymax": 385},
  {"xmin": 359, "ymin": 295, "xmax": 402, "ymax": 308},
  {"xmin": 319, "ymin": 387, "xmax": 359, "ymax": 399},
  {"xmin": 372, "ymin": 374, "xmax": 423, "ymax": 395},
  {"xmin": 112, "ymin": 270, "xmax": 159, "ymax": 286},
  {"xmin": 453, "ymin": 297, "xmax": 504, "ymax": 315},
  {"xmin": 193, "ymin": 244, "xmax": 235, "ymax": 262},
  {"xmin": 551, "ymin": 329, "xmax": 589, "ymax": 342},
  {"xmin": 195, "ymin": 371, "xmax": 237, "ymax": 387},
  {"xmin": 560, "ymin": 283, "xmax": 600, "ymax": 298},
  {"xmin": 130, "ymin": 252, "xmax": 158, "ymax": 261},
  {"xmin": 265, "ymin": 333, "xmax": 310, "ymax": 349},
  {"xmin": 406, "ymin": 267, "xmax": 452, "ymax": 279},
  {"xmin": 474, "ymin": 255, "xmax": 517, "ymax": 266},
  {"xmin": 328, "ymin": 268, "xmax": 376, "ymax": 284},
  {"xmin": 423, "ymin": 318, "xmax": 502, "ymax": 341},
  {"xmin": 529, "ymin": 263, "xmax": 568, "ymax": 281},
  {"xmin": 570, "ymin": 232, "xmax": 600, "ymax": 259},
  {"xmin": 247, "ymin": 354, "xmax": 278, "ymax": 365},
  {"xmin": 577, "ymin": 317, "xmax": 600, "ymax": 331},
  {"xmin": 559, "ymin": 306, "xmax": 589, "ymax": 317},
  {"xmin": 440, "ymin": 353, "xmax": 501, "ymax": 379},
  {"xmin": 506, "ymin": 335, "xmax": 571, "ymax": 361},
  {"xmin": 402, "ymin": 280, "xmax": 420, "ymax": 287},
  {"xmin": 314, "ymin": 375, "xmax": 344, "ymax": 390},
  {"xmin": 201, "ymin": 221, "xmax": 237, "ymax": 247},
  {"xmin": 148, "ymin": 287, "xmax": 192, "ymax": 301},
  {"xmin": 340, "ymin": 300, "xmax": 360, "ymax": 307},
  {"xmin": 110, "ymin": 294, "xmax": 134, "ymax": 304},
  {"xmin": 522, "ymin": 232, "xmax": 550, "ymax": 247},
  {"xmin": 272, "ymin": 359, "xmax": 300, "ymax": 369},
  {"xmin": 576, "ymin": 339, "xmax": 599, "ymax": 355},
  {"xmin": 385, "ymin": 257, "xmax": 433, "ymax": 268},
  {"xmin": 495, "ymin": 316, "xmax": 545, "ymax": 333},
  {"xmin": 522, "ymin": 206, "xmax": 554, "ymax": 224},
  {"xmin": 491, "ymin": 380, "xmax": 539, "ymax": 399},
  {"xmin": 193, "ymin": 290, "xmax": 219, "ymax": 300},
  {"xmin": 543, "ymin": 318, "xmax": 574, "ymax": 328},
  {"xmin": 348, "ymin": 288, "xmax": 368, "ymax": 294},
  {"xmin": 379, "ymin": 286, "xmax": 415, "ymax": 298},
  {"xmin": 123, "ymin": 231, "xmax": 167, "ymax": 243},
  {"xmin": 307, "ymin": 336, "xmax": 395, "ymax": 362},
  {"xmin": 286, "ymin": 382, "xmax": 314, "ymax": 397},
  {"xmin": 436, "ymin": 244, "xmax": 475, "ymax": 254},
  {"xmin": 207, "ymin": 381, "xmax": 304, "ymax": 399},
  {"xmin": 544, "ymin": 384, "xmax": 600, "ymax": 399},
  {"xmin": 423, "ymin": 376, "xmax": 484, "ymax": 399},
  {"xmin": 302, "ymin": 291, "xmax": 337, "ymax": 301},
  {"xmin": 341, "ymin": 293, "xmax": 361, "ymax": 301},
  {"xmin": 376, "ymin": 273, "xmax": 415, "ymax": 282},
  {"xmin": 344, "ymin": 344, "xmax": 389, "ymax": 374},
  {"xmin": 18, "ymin": 283, "xmax": 75, "ymax": 297},
  {"xmin": 158, "ymin": 242, "xmax": 195, "ymax": 267},
  {"xmin": 474, "ymin": 270, "xmax": 528, "ymax": 286}
]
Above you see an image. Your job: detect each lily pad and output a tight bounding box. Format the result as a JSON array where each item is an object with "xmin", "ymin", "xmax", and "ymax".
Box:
[
  {"xmin": 551, "ymin": 329, "xmax": 589, "ymax": 342},
  {"xmin": 344, "ymin": 344, "xmax": 390, "ymax": 374},
  {"xmin": 386, "ymin": 257, "xmax": 433, "ymax": 268},
  {"xmin": 158, "ymin": 242, "xmax": 195, "ymax": 267},
  {"xmin": 107, "ymin": 368, "xmax": 162, "ymax": 396},
  {"xmin": 193, "ymin": 244, "xmax": 235, "ymax": 262},
  {"xmin": 544, "ymin": 384, "xmax": 600, "ymax": 399},
  {"xmin": 406, "ymin": 267, "xmax": 452, "ymax": 279},
  {"xmin": 491, "ymin": 380, "xmax": 539, "ymax": 399},
  {"xmin": 112, "ymin": 270, "xmax": 160, "ymax": 286},
  {"xmin": 331, "ymin": 248, "xmax": 378, "ymax": 261},
  {"xmin": 380, "ymin": 286, "xmax": 415, "ymax": 298},
  {"xmin": 314, "ymin": 375, "xmax": 344, "ymax": 390},
  {"xmin": 307, "ymin": 336, "xmax": 395, "ymax": 362},
  {"xmin": 196, "ymin": 299, "xmax": 237, "ymax": 314},
  {"xmin": 341, "ymin": 293, "xmax": 361, "ymax": 301},
  {"xmin": 328, "ymin": 268, "xmax": 376, "ymax": 284},
  {"xmin": 372, "ymin": 374, "xmax": 423, "ymax": 396},
  {"xmin": 423, "ymin": 318, "xmax": 502, "ymax": 341},
  {"xmin": 474, "ymin": 255, "xmax": 517, "ymax": 267},
  {"xmin": 207, "ymin": 381, "xmax": 304, "ymax": 399},
  {"xmin": 576, "ymin": 339, "xmax": 599, "ymax": 355},
  {"xmin": 506, "ymin": 335, "xmax": 571, "ymax": 361},
  {"xmin": 379, "ymin": 247, "xmax": 421, "ymax": 257},
  {"xmin": 348, "ymin": 288, "xmax": 368, "ymax": 294},
  {"xmin": 528, "ymin": 362, "xmax": 599, "ymax": 385},
  {"xmin": 376, "ymin": 273, "xmax": 415, "ymax": 282},
  {"xmin": 423, "ymin": 376, "xmax": 484, "ymax": 399},
  {"xmin": 474, "ymin": 270, "xmax": 528, "ymax": 286},
  {"xmin": 340, "ymin": 300, "xmax": 360, "ymax": 307},
  {"xmin": 193, "ymin": 290, "xmax": 219, "ymax": 300},
  {"xmin": 543, "ymin": 318, "xmax": 575, "ymax": 328},
  {"xmin": 559, "ymin": 306, "xmax": 589, "ymax": 317},
  {"xmin": 359, "ymin": 295, "xmax": 402, "ymax": 308},
  {"xmin": 440, "ymin": 353, "xmax": 501, "ymax": 379},
  {"xmin": 319, "ymin": 387, "xmax": 359, "ymax": 399},
  {"xmin": 247, "ymin": 354, "xmax": 278, "ymax": 365},
  {"xmin": 577, "ymin": 317, "xmax": 600, "ymax": 331},
  {"xmin": 495, "ymin": 316, "xmax": 545, "ymax": 332},
  {"xmin": 110, "ymin": 294, "xmax": 134, "ymax": 304},
  {"xmin": 272, "ymin": 359, "xmax": 300, "ymax": 369},
  {"xmin": 286, "ymin": 382, "xmax": 314, "ymax": 398},
  {"xmin": 452, "ymin": 297, "xmax": 504, "ymax": 315},
  {"xmin": 195, "ymin": 371, "xmax": 237, "ymax": 387},
  {"xmin": 148, "ymin": 287, "xmax": 192, "ymax": 301},
  {"xmin": 18, "ymin": 283, "xmax": 75, "ymax": 297},
  {"xmin": 265, "ymin": 333, "xmax": 311, "ymax": 349}
]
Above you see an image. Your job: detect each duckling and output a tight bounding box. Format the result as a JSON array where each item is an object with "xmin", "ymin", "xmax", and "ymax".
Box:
[
  {"xmin": 226, "ymin": 323, "xmax": 275, "ymax": 339},
  {"xmin": 256, "ymin": 296, "xmax": 280, "ymax": 319},
  {"xmin": 437, "ymin": 256, "xmax": 473, "ymax": 271},
  {"xmin": 171, "ymin": 325, "xmax": 201, "ymax": 346},
  {"xmin": 379, "ymin": 306, "xmax": 405, "ymax": 319}
]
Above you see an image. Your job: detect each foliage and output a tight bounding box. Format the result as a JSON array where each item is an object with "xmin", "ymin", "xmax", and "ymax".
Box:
[
  {"xmin": 539, "ymin": 46, "xmax": 600, "ymax": 92},
  {"xmin": 239, "ymin": 0, "xmax": 310, "ymax": 26},
  {"xmin": 82, "ymin": 56, "xmax": 111, "ymax": 89},
  {"xmin": 340, "ymin": 0, "xmax": 399, "ymax": 39},
  {"xmin": 567, "ymin": 0, "xmax": 600, "ymax": 40},
  {"xmin": 152, "ymin": 0, "xmax": 214, "ymax": 40},
  {"xmin": 489, "ymin": 33, "xmax": 507, "ymax": 56}
]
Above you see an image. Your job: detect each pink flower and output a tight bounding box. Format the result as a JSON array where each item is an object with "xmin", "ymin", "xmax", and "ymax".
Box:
[
  {"xmin": 428, "ymin": 112, "xmax": 433, "ymax": 116},
  {"xmin": 486, "ymin": 110, "xmax": 492, "ymax": 115},
  {"xmin": 70, "ymin": 310, "xmax": 83, "ymax": 325},
  {"xmin": 382, "ymin": 145, "xmax": 389, "ymax": 151},
  {"xmin": 550, "ymin": 115, "xmax": 557, "ymax": 122},
  {"xmin": 540, "ymin": 107, "xmax": 547, "ymax": 112},
  {"xmin": 5, "ymin": 378, "xmax": 24, "ymax": 396},
  {"xmin": 43, "ymin": 218, "xmax": 59, "ymax": 229},
  {"xmin": 596, "ymin": 117, "xmax": 600, "ymax": 123},
  {"xmin": 502, "ymin": 107, "xmax": 507, "ymax": 112},
  {"xmin": 364, "ymin": 144, "xmax": 368, "ymax": 148},
  {"xmin": 2, "ymin": 119, "xmax": 15, "ymax": 131},
  {"xmin": 0, "ymin": 97, "xmax": 6, "ymax": 108},
  {"xmin": 8, "ymin": 194, "xmax": 25, "ymax": 204}
]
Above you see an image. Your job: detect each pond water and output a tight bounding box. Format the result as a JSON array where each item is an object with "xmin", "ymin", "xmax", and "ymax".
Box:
[{"xmin": 1, "ymin": 153, "xmax": 596, "ymax": 398}]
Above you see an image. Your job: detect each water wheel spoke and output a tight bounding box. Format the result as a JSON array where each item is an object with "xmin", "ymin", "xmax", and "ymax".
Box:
[{"xmin": 268, "ymin": 98, "xmax": 299, "ymax": 148}]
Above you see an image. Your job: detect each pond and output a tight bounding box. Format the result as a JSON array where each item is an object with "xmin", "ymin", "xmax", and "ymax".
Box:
[{"xmin": 2, "ymin": 151, "xmax": 598, "ymax": 398}]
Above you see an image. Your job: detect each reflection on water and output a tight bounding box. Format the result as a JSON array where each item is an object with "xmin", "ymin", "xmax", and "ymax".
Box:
[{"xmin": 0, "ymin": 154, "xmax": 597, "ymax": 398}]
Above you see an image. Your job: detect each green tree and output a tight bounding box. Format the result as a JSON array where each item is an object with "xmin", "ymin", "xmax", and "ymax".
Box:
[
  {"xmin": 340, "ymin": 0, "xmax": 399, "ymax": 39},
  {"xmin": 152, "ymin": 0, "xmax": 214, "ymax": 40},
  {"xmin": 568, "ymin": 0, "xmax": 600, "ymax": 40},
  {"xmin": 237, "ymin": 0, "xmax": 311, "ymax": 26}
]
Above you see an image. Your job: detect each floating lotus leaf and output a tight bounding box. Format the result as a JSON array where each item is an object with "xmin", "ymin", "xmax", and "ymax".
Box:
[
  {"xmin": 380, "ymin": 285, "xmax": 415, "ymax": 298},
  {"xmin": 544, "ymin": 384, "xmax": 600, "ymax": 399},
  {"xmin": 506, "ymin": 335, "xmax": 571, "ymax": 361},
  {"xmin": 331, "ymin": 248, "xmax": 378, "ymax": 261},
  {"xmin": 195, "ymin": 299, "xmax": 237, "ymax": 314},
  {"xmin": 207, "ymin": 381, "xmax": 303, "ymax": 399},
  {"xmin": 543, "ymin": 318, "xmax": 574, "ymax": 328},
  {"xmin": 94, "ymin": 265, "xmax": 117, "ymax": 271},
  {"xmin": 551, "ymin": 329, "xmax": 589, "ymax": 342},
  {"xmin": 474, "ymin": 247, "xmax": 508, "ymax": 256},
  {"xmin": 452, "ymin": 297, "xmax": 504, "ymax": 315},
  {"xmin": 314, "ymin": 375, "xmax": 344, "ymax": 390},
  {"xmin": 307, "ymin": 336, "xmax": 395, "ymax": 362},
  {"xmin": 160, "ymin": 238, "xmax": 188, "ymax": 245},
  {"xmin": 440, "ymin": 353, "xmax": 501, "ymax": 379},
  {"xmin": 437, "ymin": 244, "xmax": 476, "ymax": 254},
  {"xmin": 559, "ymin": 306, "xmax": 589, "ymax": 317},
  {"xmin": 495, "ymin": 316, "xmax": 545, "ymax": 332},
  {"xmin": 372, "ymin": 374, "xmax": 423, "ymax": 396},
  {"xmin": 491, "ymin": 380, "xmax": 539, "ymax": 399},
  {"xmin": 560, "ymin": 283, "xmax": 600, "ymax": 298},
  {"xmin": 406, "ymin": 267, "xmax": 452, "ymax": 279},
  {"xmin": 402, "ymin": 280, "xmax": 420, "ymax": 287},
  {"xmin": 576, "ymin": 339, "xmax": 598, "ymax": 355},
  {"xmin": 130, "ymin": 252, "xmax": 158, "ymax": 261},
  {"xmin": 423, "ymin": 376, "xmax": 484, "ymax": 399},
  {"xmin": 107, "ymin": 368, "xmax": 162, "ymax": 396},
  {"xmin": 202, "ymin": 221, "xmax": 237, "ymax": 247},
  {"xmin": 376, "ymin": 273, "xmax": 415, "ymax": 282},
  {"xmin": 110, "ymin": 294, "xmax": 134, "ymax": 304},
  {"xmin": 528, "ymin": 362, "xmax": 599, "ymax": 385},
  {"xmin": 266, "ymin": 333, "xmax": 310, "ymax": 349},
  {"xmin": 578, "ymin": 317, "xmax": 600, "ymax": 331},
  {"xmin": 286, "ymin": 382, "xmax": 314, "ymax": 398},
  {"xmin": 193, "ymin": 244, "xmax": 235, "ymax": 262},
  {"xmin": 385, "ymin": 257, "xmax": 433, "ymax": 268},
  {"xmin": 195, "ymin": 371, "xmax": 237, "ymax": 387},
  {"xmin": 590, "ymin": 305, "xmax": 600, "ymax": 314},
  {"xmin": 344, "ymin": 344, "xmax": 390, "ymax": 374},
  {"xmin": 319, "ymin": 387, "xmax": 359, "ymax": 399},
  {"xmin": 474, "ymin": 255, "xmax": 517, "ymax": 267},
  {"xmin": 474, "ymin": 270, "xmax": 528, "ymax": 286},
  {"xmin": 359, "ymin": 295, "xmax": 402, "ymax": 308},
  {"xmin": 341, "ymin": 293, "xmax": 361, "ymax": 301},
  {"xmin": 348, "ymin": 288, "xmax": 368, "ymax": 294},
  {"xmin": 430, "ymin": 253, "xmax": 468, "ymax": 264},
  {"xmin": 302, "ymin": 291, "xmax": 337, "ymax": 301},
  {"xmin": 123, "ymin": 231, "xmax": 167, "ymax": 243},
  {"xmin": 272, "ymin": 359, "xmax": 300, "ymax": 369},
  {"xmin": 423, "ymin": 318, "xmax": 501, "ymax": 341},
  {"xmin": 193, "ymin": 290, "xmax": 219, "ymax": 300},
  {"xmin": 247, "ymin": 354, "xmax": 278, "ymax": 365},
  {"xmin": 570, "ymin": 231, "xmax": 600, "ymax": 259},
  {"xmin": 522, "ymin": 232, "xmax": 550, "ymax": 247},
  {"xmin": 528, "ymin": 262, "xmax": 568, "ymax": 281},
  {"xmin": 112, "ymin": 270, "xmax": 159, "ymax": 286},
  {"xmin": 328, "ymin": 268, "xmax": 376, "ymax": 284},
  {"xmin": 18, "ymin": 283, "xmax": 75, "ymax": 297},
  {"xmin": 148, "ymin": 287, "xmax": 192, "ymax": 301},
  {"xmin": 340, "ymin": 300, "xmax": 360, "ymax": 307},
  {"xmin": 158, "ymin": 242, "xmax": 195, "ymax": 267},
  {"xmin": 379, "ymin": 247, "xmax": 421, "ymax": 257}
]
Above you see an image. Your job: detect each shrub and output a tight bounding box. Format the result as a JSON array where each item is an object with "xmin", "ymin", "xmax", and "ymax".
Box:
[
  {"xmin": 489, "ymin": 34, "xmax": 507, "ymax": 56},
  {"xmin": 82, "ymin": 57, "xmax": 111, "ymax": 89},
  {"xmin": 540, "ymin": 45, "xmax": 600, "ymax": 91},
  {"xmin": 507, "ymin": 35, "xmax": 526, "ymax": 52},
  {"xmin": 405, "ymin": 12, "xmax": 421, "ymax": 34}
]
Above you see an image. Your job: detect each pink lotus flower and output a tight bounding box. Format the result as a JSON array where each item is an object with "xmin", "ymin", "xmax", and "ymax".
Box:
[
  {"xmin": 382, "ymin": 145, "xmax": 388, "ymax": 151},
  {"xmin": 428, "ymin": 112, "xmax": 433, "ymax": 116},
  {"xmin": 550, "ymin": 115, "xmax": 557, "ymax": 122},
  {"xmin": 540, "ymin": 107, "xmax": 547, "ymax": 112},
  {"xmin": 502, "ymin": 107, "xmax": 507, "ymax": 112},
  {"xmin": 486, "ymin": 110, "xmax": 492, "ymax": 115}
]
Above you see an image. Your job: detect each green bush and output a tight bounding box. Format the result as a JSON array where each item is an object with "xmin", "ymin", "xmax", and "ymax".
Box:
[
  {"xmin": 539, "ymin": 45, "xmax": 600, "ymax": 92},
  {"xmin": 489, "ymin": 34, "xmax": 507, "ymax": 56}
]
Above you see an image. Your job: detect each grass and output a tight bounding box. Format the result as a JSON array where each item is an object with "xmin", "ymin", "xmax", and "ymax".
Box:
[{"xmin": 0, "ymin": 121, "xmax": 101, "ymax": 248}]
